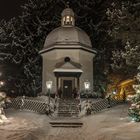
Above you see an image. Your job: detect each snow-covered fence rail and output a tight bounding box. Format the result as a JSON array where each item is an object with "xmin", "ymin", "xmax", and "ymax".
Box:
[
  {"xmin": 91, "ymin": 98, "xmax": 123, "ymax": 114},
  {"xmin": 7, "ymin": 97, "xmax": 49, "ymax": 114},
  {"xmin": 110, "ymin": 98, "xmax": 123, "ymax": 106},
  {"xmin": 91, "ymin": 99, "xmax": 108, "ymax": 113}
]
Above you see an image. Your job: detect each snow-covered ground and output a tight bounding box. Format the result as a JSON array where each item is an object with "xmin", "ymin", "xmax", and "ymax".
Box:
[{"xmin": 0, "ymin": 104, "xmax": 140, "ymax": 140}]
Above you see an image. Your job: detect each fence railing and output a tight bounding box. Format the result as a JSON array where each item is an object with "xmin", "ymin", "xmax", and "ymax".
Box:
[
  {"xmin": 91, "ymin": 98, "xmax": 124, "ymax": 114},
  {"xmin": 7, "ymin": 97, "xmax": 50, "ymax": 114},
  {"xmin": 7, "ymin": 97, "xmax": 124, "ymax": 116}
]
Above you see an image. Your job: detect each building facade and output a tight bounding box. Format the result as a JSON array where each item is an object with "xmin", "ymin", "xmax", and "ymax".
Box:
[{"xmin": 40, "ymin": 7, "xmax": 96, "ymax": 98}]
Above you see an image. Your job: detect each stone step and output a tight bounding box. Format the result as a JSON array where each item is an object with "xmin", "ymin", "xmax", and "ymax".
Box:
[
  {"xmin": 58, "ymin": 107, "xmax": 78, "ymax": 109},
  {"xmin": 51, "ymin": 124, "xmax": 82, "ymax": 127},
  {"xmin": 50, "ymin": 121, "xmax": 83, "ymax": 127},
  {"xmin": 59, "ymin": 102, "xmax": 78, "ymax": 104},
  {"xmin": 58, "ymin": 110, "xmax": 79, "ymax": 113},
  {"xmin": 51, "ymin": 125, "xmax": 82, "ymax": 127},
  {"xmin": 58, "ymin": 110, "xmax": 78, "ymax": 113},
  {"xmin": 58, "ymin": 110, "xmax": 78, "ymax": 112},
  {"xmin": 51, "ymin": 124, "xmax": 82, "ymax": 128},
  {"xmin": 58, "ymin": 108, "xmax": 78, "ymax": 111},
  {"xmin": 58, "ymin": 106, "xmax": 78, "ymax": 109},
  {"xmin": 59, "ymin": 104, "xmax": 78, "ymax": 106},
  {"xmin": 59, "ymin": 107, "xmax": 77, "ymax": 109},
  {"xmin": 58, "ymin": 112, "xmax": 78, "ymax": 115},
  {"xmin": 58, "ymin": 111, "xmax": 78, "ymax": 113},
  {"xmin": 59, "ymin": 103, "xmax": 78, "ymax": 105},
  {"xmin": 59, "ymin": 110, "xmax": 78, "ymax": 112},
  {"xmin": 58, "ymin": 114, "xmax": 78, "ymax": 117},
  {"xmin": 58, "ymin": 106, "xmax": 78, "ymax": 108},
  {"xmin": 57, "ymin": 99, "xmax": 79, "ymax": 118}
]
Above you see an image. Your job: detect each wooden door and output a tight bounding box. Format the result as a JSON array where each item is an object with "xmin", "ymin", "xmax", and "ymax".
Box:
[{"xmin": 63, "ymin": 80, "xmax": 72, "ymax": 98}]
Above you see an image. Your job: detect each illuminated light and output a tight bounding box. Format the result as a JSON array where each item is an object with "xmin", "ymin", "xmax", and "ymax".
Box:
[
  {"xmin": 46, "ymin": 81, "xmax": 52, "ymax": 90},
  {"xmin": 115, "ymin": 96, "xmax": 118, "ymax": 99},
  {"xmin": 66, "ymin": 16, "xmax": 70, "ymax": 19},
  {"xmin": 46, "ymin": 81, "xmax": 52, "ymax": 111},
  {"xmin": 0, "ymin": 81, "xmax": 4, "ymax": 86},
  {"xmin": 127, "ymin": 95, "xmax": 134, "ymax": 101},
  {"xmin": 66, "ymin": 16, "xmax": 70, "ymax": 22},
  {"xmin": 131, "ymin": 117, "xmax": 137, "ymax": 122},
  {"xmin": 84, "ymin": 81, "xmax": 90, "ymax": 90},
  {"xmin": 112, "ymin": 90, "xmax": 117, "ymax": 94}
]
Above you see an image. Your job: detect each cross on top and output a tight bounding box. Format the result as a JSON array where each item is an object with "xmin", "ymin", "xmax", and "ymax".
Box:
[{"xmin": 66, "ymin": 1, "xmax": 70, "ymax": 8}]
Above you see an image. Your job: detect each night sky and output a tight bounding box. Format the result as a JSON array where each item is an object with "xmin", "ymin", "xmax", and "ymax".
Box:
[{"xmin": 0, "ymin": 0, "xmax": 27, "ymax": 20}]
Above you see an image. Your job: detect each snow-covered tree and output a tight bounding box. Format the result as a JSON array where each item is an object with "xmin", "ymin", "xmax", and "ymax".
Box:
[
  {"xmin": 111, "ymin": 41, "xmax": 140, "ymax": 76},
  {"xmin": 107, "ymin": 1, "xmax": 140, "ymax": 76},
  {"xmin": 128, "ymin": 68, "xmax": 140, "ymax": 122},
  {"xmin": 0, "ymin": 92, "xmax": 9, "ymax": 124}
]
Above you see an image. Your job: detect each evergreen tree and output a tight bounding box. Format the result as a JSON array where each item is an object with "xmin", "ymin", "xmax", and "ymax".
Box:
[
  {"xmin": 104, "ymin": 0, "xmax": 140, "ymax": 92},
  {"xmin": 107, "ymin": 1, "xmax": 140, "ymax": 76},
  {"xmin": 128, "ymin": 68, "xmax": 140, "ymax": 122}
]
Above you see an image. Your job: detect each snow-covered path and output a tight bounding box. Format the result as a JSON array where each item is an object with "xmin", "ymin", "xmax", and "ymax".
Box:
[{"xmin": 0, "ymin": 104, "xmax": 140, "ymax": 140}]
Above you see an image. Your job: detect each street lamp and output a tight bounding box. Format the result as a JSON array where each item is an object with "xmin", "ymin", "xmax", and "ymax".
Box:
[
  {"xmin": 46, "ymin": 81, "xmax": 52, "ymax": 111},
  {"xmin": 84, "ymin": 81, "xmax": 90, "ymax": 98}
]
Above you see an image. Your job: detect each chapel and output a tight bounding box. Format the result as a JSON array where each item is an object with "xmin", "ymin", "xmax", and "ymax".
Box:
[{"xmin": 40, "ymin": 6, "xmax": 96, "ymax": 98}]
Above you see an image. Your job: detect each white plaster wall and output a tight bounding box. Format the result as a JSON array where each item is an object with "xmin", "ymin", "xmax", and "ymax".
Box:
[
  {"xmin": 79, "ymin": 50, "xmax": 94, "ymax": 92},
  {"xmin": 55, "ymin": 49, "xmax": 80, "ymax": 62},
  {"xmin": 41, "ymin": 46, "xmax": 95, "ymax": 94},
  {"xmin": 41, "ymin": 51, "xmax": 57, "ymax": 94}
]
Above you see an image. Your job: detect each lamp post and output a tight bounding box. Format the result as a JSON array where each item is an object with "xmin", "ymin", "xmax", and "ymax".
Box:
[
  {"xmin": 84, "ymin": 81, "xmax": 90, "ymax": 98},
  {"xmin": 46, "ymin": 81, "xmax": 52, "ymax": 111}
]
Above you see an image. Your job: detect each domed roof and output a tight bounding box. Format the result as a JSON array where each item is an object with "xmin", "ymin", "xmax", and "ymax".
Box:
[
  {"xmin": 61, "ymin": 8, "xmax": 74, "ymax": 17},
  {"xmin": 44, "ymin": 26, "xmax": 92, "ymax": 48},
  {"xmin": 42, "ymin": 7, "xmax": 93, "ymax": 50}
]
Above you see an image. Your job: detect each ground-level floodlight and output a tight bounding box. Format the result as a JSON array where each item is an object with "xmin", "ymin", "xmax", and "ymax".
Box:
[{"xmin": 46, "ymin": 81, "xmax": 52, "ymax": 112}]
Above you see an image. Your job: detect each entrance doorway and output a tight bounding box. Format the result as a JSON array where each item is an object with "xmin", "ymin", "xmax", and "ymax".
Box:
[{"xmin": 63, "ymin": 80, "xmax": 72, "ymax": 98}]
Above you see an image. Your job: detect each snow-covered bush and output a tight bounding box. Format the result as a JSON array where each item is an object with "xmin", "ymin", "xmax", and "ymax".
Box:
[{"xmin": 0, "ymin": 92, "xmax": 9, "ymax": 124}]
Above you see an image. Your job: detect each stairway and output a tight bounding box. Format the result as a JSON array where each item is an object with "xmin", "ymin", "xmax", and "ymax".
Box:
[
  {"xmin": 49, "ymin": 98, "xmax": 123, "ymax": 127},
  {"xmin": 49, "ymin": 99, "xmax": 83, "ymax": 127},
  {"xmin": 57, "ymin": 99, "xmax": 79, "ymax": 118}
]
